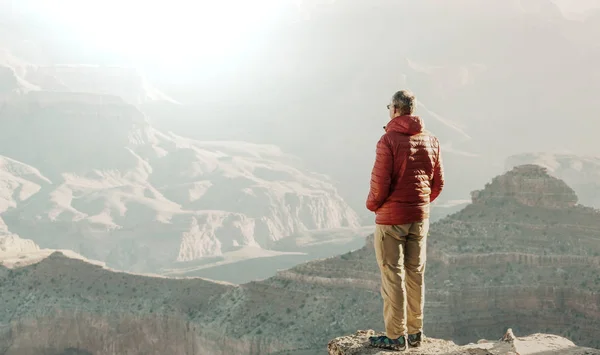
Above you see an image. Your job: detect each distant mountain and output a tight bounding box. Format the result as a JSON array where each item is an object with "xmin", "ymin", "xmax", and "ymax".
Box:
[
  {"xmin": 0, "ymin": 47, "xmax": 176, "ymax": 106},
  {"xmin": 0, "ymin": 87, "xmax": 360, "ymax": 275},
  {"xmin": 506, "ymin": 153, "xmax": 600, "ymax": 209},
  {"xmin": 0, "ymin": 49, "xmax": 39, "ymax": 96},
  {"xmin": 25, "ymin": 65, "xmax": 178, "ymax": 106},
  {"xmin": 2, "ymin": 164, "xmax": 599, "ymax": 354}
]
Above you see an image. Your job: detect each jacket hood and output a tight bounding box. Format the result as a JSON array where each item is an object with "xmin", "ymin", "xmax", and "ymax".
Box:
[{"xmin": 384, "ymin": 115, "xmax": 424, "ymax": 135}]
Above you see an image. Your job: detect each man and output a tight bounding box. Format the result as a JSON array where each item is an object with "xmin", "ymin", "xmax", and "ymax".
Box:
[{"xmin": 366, "ymin": 90, "xmax": 444, "ymax": 351}]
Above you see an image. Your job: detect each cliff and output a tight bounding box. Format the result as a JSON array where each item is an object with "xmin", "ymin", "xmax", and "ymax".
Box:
[
  {"xmin": 1, "ymin": 165, "xmax": 600, "ymax": 354},
  {"xmin": 0, "ymin": 234, "xmax": 39, "ymax": 255},
  {"xmin": 328, "ymin": 329, "xmax": 600, "ymax": 355},
  {"xmin": 0, "ymin": 90, "xmax": 361, "ymax": 278}
]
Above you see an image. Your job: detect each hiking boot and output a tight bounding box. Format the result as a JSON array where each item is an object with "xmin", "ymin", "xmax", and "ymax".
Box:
[
  {"xmin": 369, "ymin": 334, "xmax": 407, "ymax": 351},
  {"xmin": 408, "ymin": 332, "xmax": 423, "ymax": 347}
]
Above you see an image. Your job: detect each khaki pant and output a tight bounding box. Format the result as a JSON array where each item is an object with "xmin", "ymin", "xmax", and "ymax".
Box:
[{"xmin": 374, "ymin": 220, "xmax": 429, "ymax": 338}]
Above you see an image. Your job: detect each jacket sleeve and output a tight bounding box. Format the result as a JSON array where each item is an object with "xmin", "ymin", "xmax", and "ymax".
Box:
[
  {"xmin": 366, "ymin": 135, "xmax": 394, "ymax": 212},
  {"xmin": 430, "ymin": 139, "xmax": 445, "ymax": 203}
]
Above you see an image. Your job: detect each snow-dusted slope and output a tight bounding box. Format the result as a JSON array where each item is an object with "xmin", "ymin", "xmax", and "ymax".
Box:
[
  {"xmin": 0, "ymin": 91, "xmax": 360, "ymax": 273},
  {"xmin": 505, "ymin": 153, "xmax": 600, "ymax": 209}
]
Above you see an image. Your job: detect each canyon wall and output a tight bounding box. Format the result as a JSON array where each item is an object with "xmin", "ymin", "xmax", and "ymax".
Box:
[{"xmin": 0, "ymin": 90, "xmax": 360, "ymax": 274}]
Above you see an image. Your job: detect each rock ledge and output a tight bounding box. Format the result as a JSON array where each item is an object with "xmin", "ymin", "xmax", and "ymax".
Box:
[{"xmin": 328, "ymin": 329, "xmax": 600, "ymax": 355}]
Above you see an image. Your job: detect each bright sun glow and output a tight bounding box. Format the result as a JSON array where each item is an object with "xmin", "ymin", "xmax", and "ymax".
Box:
[{"xmin": 30, "ymin": 0, "xmax": 281, "ymax": 68}]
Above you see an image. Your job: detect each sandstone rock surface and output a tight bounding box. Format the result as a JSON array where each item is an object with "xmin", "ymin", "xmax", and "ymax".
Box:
[{"xmin": 328, "ymin": 329, "xmax": 600, "ymax": 355}]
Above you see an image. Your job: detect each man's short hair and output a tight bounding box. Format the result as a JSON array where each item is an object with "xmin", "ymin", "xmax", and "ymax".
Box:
[{"xmin": 391, "ymin": 90, "xmax": 416, "ymax": 114}]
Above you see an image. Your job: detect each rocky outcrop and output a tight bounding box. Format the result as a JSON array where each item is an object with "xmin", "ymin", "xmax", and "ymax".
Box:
[
  {"xmin": 505, "ymin": 153, "xmax": 600, "ymax": 209},
  {"xmin": 328, "ymin": 329, "xmax": 600, "ymax": 355},
  {"xmin": 471, "ymin": 164, "xmax": 578, "ymax": 209},
  {"xmin": 0, "ymin": 91, "xmax": 360, "ymax": 274},
  {"xmin": 0, "ymin": 234, "xmax": 39, "ymax": 255},
  {"xmin": 0, "ymin": 155, "xmax": 45, "ymax": 256}
]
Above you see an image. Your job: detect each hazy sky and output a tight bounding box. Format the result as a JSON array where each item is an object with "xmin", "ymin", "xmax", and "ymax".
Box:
[
  {"xmin": 7, "ymin": 0, "xmax": 600, "ymax": 80},
  {"xmin": 12, "ymin": 0, "xmax": 283, "ymax": 73},
  {"xmin": 553, "ymin": 0, "xmax": 600, "ymax": 16}
]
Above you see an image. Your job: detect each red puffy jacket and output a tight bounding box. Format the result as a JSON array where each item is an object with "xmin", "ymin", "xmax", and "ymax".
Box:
[{"xmin": 366, "ymin": 115, "xmax": 444, "ymax": 225}]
